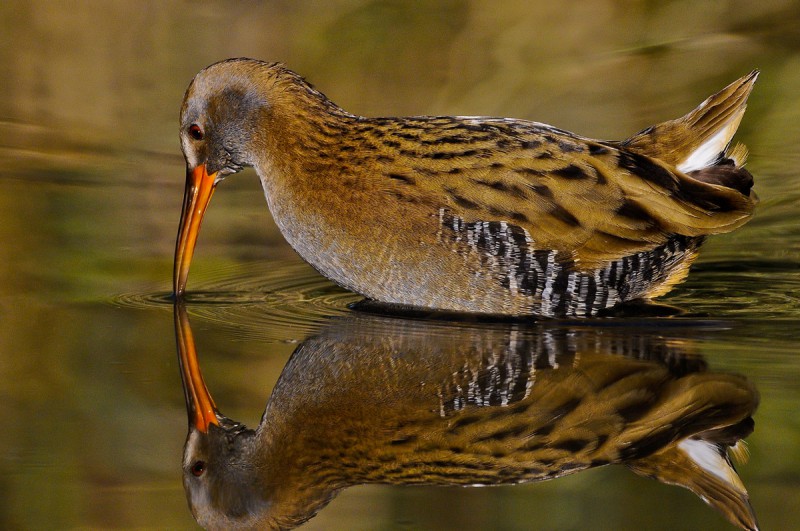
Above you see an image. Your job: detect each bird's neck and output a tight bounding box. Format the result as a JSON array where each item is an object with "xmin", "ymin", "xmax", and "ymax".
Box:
[
  {"xmin": 248, "ymin": 422, "xmax": 344, "ymax": 529},
  {"xmin": 253, "ymin": 71, "xmax": 356, "ymax": 172},
  {"xmin": 247, "ymin": 82, "xmax": 391, "ymax": 277}
]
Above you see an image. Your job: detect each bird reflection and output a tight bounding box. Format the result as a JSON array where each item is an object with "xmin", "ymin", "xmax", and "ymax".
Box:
[{"xmin": 174, "ymin": 304, "xmax": 759, "ymax": 530}]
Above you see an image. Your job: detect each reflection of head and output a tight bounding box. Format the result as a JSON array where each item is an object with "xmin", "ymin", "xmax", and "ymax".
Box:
[{"xmin": 182, "ymin": 423, "xmax": 271, "ymax": 529}]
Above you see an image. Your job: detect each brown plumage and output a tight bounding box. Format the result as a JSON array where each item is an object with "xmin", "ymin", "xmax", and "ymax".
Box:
[
  {"xmin": 174, "ymin": 60, "xmax": 758, "ymax": 317},
  {"xmin": 175, "ymin": 305, "xmax": 759, "ymax": 530}
]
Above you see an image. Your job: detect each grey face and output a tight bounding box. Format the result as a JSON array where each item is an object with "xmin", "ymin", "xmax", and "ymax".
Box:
[
  {"xmin": 182, "ymin": 425, "xmax": 272, "ymax": 530},
  {"xmin": 180, "ymin": 66, "xmax": 268, "ymax": 178}
]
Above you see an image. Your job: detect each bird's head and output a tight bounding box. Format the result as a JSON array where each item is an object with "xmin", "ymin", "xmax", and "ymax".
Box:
[
  {"xmin": 179, "ymin": 59, "xmax": 271, "ymax": 177},
  {"xmin": 173, "ymin": 58, "xmax": 276, "ymax": 297},
  {"xmin": 173, "ymin": 58, "xmax": 348, "ymax": 297}
]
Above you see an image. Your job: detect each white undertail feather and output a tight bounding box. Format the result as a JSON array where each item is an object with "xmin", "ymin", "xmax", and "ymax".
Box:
[
  {"xmin": 677, "ymin": 104, "xmax": 748, "ymax": 173},
  {"xmin": 677, "ymin": 72, "xmax": 758, "ymax": 172},
  {"xmin": 623, "ymin": 367, "xmax": 760, "ymax": 531},
  {"xmin": 628, "ymin": 439, "xmax": 759, "ymax": 531},
  {"xmin": 678, "ymin": 438, "xmax": 746, "ymax": 492},
  {"xmin": 622, "ymin": 71, "xmax": 758, "ymax": 174}
]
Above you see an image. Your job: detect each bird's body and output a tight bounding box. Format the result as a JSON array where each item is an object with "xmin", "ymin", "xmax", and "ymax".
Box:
[{"xmin": 175, "ymin": 60, "xmax": 758, "ymax": 317}]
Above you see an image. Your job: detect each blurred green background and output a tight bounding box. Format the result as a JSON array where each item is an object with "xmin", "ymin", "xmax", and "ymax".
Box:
[{"xmin": 0, "ymin": 1, "xmax": 799, "ymax": 529}]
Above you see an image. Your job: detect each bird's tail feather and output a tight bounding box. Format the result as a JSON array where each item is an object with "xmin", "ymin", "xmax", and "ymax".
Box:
[
  {"xmin": 621, "ymin": 373, "xmax": 759, "ymax": 530},
  {"xmin": 620, "ymin": 71, "xmax": 759, "ymax": 177},
  {"xmin": 627, "ymin": 436, "xmax": 758, "ymax": 531}
]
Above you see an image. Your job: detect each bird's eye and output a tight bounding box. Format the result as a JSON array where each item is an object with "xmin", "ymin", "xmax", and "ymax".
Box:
[
  {"xmin": 191, "ymin": 460, "xmax": 207, "ymax": 477},
  {"xmin": 188, "ymin": 124, "xmax": 204, "ymax": 141}
]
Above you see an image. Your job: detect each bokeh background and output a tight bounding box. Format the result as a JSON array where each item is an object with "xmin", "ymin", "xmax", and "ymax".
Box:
[{"xmin": 1, "ymin": 1, "xmax": 799, "ymax": 529}]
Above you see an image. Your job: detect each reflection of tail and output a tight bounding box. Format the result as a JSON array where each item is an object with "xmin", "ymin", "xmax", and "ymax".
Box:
[
  {"xmin": 628, "ymin": 437, "xmax": 757, "ymax": 531},
  {"xmin": 622, "ymin": 373, "xmax": 759, "ymax": 531}
]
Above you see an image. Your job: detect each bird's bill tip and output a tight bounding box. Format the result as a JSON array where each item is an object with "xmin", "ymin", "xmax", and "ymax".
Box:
[
  {"xmin": 173, "ymin": 164, "xmax": 218, "ymax": 297},
  {"xmin": 190, "ymin": 394, "xmax": 220, "ymax": 434}
]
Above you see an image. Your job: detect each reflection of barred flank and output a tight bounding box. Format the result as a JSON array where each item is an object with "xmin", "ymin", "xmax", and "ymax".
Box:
[
  {"xmin": 439, "ymin": 209, "xmax": 701, "ymax": 317},
  {"xmin": 439, "ymin": 342, "xmax": 536, "ymax": 416}
]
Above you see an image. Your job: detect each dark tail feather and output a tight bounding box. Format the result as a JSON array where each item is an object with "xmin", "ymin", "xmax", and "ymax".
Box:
[{"xmin": 689, "ymin": 164, "xmax": 754, "ymax": 195}]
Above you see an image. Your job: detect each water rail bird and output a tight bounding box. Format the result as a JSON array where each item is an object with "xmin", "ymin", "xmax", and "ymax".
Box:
[
  {"xmin": 175, "ymin": 306, "xmax": 759, "ymax": 530},
  {"xmin": 174, "ymin": 59, "xmax": 758, "ymax": 317}
]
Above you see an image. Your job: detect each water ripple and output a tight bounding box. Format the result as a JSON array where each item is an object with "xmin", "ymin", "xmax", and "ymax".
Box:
[
  {"xmin": 112, "ymin": 260, "xmax": 360, "ymax": 342},
  {"xmin": 113, "ymin": 257, "xmax": 800, "ymax": 342},
  {"xmin": 666, "ymin": 259, "xmax": 800, "ymax": 321}
]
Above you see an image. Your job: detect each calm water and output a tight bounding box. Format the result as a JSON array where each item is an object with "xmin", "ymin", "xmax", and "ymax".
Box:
[{"xmin": 2, "ymin": 1, "xmax": 799, "ymax": 529}]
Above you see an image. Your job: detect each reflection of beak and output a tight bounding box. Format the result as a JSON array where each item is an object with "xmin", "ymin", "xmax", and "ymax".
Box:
[
  {"xmin": 174, "ymin": 301, "xmax": 219, "ymax": 433},
  {"xmin": 174, "ymin": 164, "xmax": 218, "ymax": 297}
]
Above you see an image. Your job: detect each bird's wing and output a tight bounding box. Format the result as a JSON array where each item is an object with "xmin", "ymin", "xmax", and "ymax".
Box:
[{"xmin": 410, "ymin": 128, "xmax": 755, "ymax": 268}]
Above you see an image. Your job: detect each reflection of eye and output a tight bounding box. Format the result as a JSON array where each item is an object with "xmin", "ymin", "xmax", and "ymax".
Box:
[
  {"xmin": 191, "ymin": 461, "xmax": 207, "ymax": 477},
  {"xmin": 188, "ymin": 124, "xmax": 204, "ymax": 141}
]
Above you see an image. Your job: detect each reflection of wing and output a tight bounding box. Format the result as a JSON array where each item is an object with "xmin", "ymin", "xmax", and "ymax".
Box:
[
  {"xmin": 429, "ymin": 347, "xmax": 756, "ymax": 502},
  {"xmin": 436, "ymin": 327, "xmax": 709, "ymax": 415}
]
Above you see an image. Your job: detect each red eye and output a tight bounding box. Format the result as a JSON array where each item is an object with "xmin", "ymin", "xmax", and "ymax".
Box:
[
  {"xmin": 191, "ymin": 461, "xmax": 206, "ymax": 477},
  {"xmin": 188, "ymin": 124, "xmax": 204, "ymax": 141}
]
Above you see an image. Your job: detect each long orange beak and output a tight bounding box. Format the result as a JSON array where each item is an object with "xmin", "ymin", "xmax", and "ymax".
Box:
[
  {"xmin": 174, "ymin": 301, "xmax": 219, "ymax": 433},
  {"xmin": 173, "ymin": 164, "xmax": 218, "ymax": 297}
]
